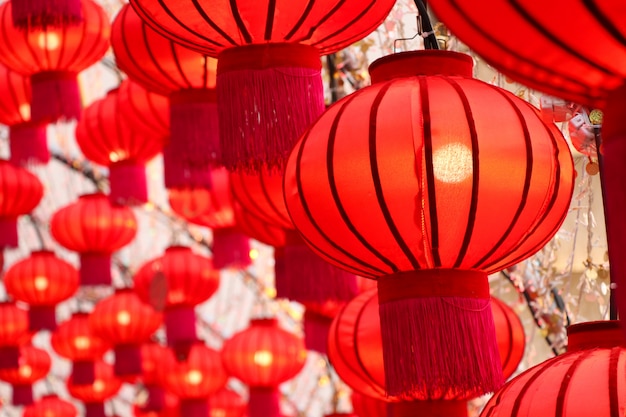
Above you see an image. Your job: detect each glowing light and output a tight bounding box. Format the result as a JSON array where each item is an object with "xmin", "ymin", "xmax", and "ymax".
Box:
[
  {"xmin": 432, "ymin": 143, "xmax": 473, "ymax": 183},
  {"xmin": 186, "ymin": 369, "xmax": 203, "ymax": 385},
  {"xmin": 37, "ymin": 32, "xmax": 61, "ymax": 50},
  {"xmin": 116, "ymin": 311, "xmax": 131, "ymax": 326},
  {"xmin": 18, "ymin": 365, "xmax": 32, "ymax": 378},
  {"xmin": 318, "ymin": 375, "xmax": 330, "ymax": 386},
  {"xmin": 211, "ymin": 410, "xmax": 226, "ymax": 417},
  {"xmin": 73, "ymin": 336, "xmax": 90, "ymax": 350},
  {"xmin": 264, "ymin": 287, "xmax": 277, "ymax": 299},
  {"xmin": 249, "ymin": 248, "xmax": 259, "ymax": 260},
  {"xmin": 93, "ymin": 379, "xmax": 105, "ymax": 393},
  {"xmin": 253, "ymin": 350, "xmax": 273, "ymax": 367},
  {"xmin": 109, "ymin": 150, "xmax": 127, "ymax": 163},
  {"xmin": 18, "ymin": 104, "xmax": 30, "ymax": 120},
  {"xmin": 34, "ymin": 276, "xmax": 49, "ymax": 291}
]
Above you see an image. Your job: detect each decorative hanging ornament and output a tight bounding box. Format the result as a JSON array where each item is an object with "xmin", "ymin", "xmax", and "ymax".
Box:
[
  {"xmin": 67, "ymin": 360, "xmax": 123, "ymax": 417},
  {"xmin": 24, "ymin": 395, "xmax": 78, "ymax": 417},
  {"xmin": 0, "ymin": 0, "xmax": 109, "ymax": 123},
  {"xmin": 137, "ymin": 342, "xmax": 171, "ymax": 413},
  {"xmin": 0, "ymin": 302, "xmax": 30, "ymax": 370},
  {"xmin": 210, "ymin": 388, "xmax": 247, "ymax": 417},
  {"xmin": 0, "ymin": 345, "xmax": 51, "ymax": 406},
  {"xmin": 11, "ymin": 0, "xmax": 83, "ymax": 31},
  {"xmin": 284, "ymin": 50, "xmax": 574, "ymax": 399}
]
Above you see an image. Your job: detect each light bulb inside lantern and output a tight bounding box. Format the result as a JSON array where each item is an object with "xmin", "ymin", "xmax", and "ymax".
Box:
[
  {"xmin": 185, "ymin": 369, "xmax": 203, "ymax": 385},
  {"xmin": 211, "ymin": 410, "xmax": 226, "ymax": 417},
  {"xmin": 116, "ymin": 311, "xmax": 131, "ymax": 326},
  {"xmin": 73, "ymin": 336, "xmax": 91, "ymax": 350},
  {"xmin": 109, "ymin": 150, "xmax": 127, "ymax": 163},
  {"xmin": 36, "ymin": 32, "xmax": 61, "ymax": 50},
  {"xmin": 253, "ymin": 350, "xmax": 273, "ymax": 367},
  {"xmin": 432, "ymin": 143, "xmax": 473, "ymax": 183},
  {"xmin": 18, "ymin": 104, "xmax": 30, "ymax": 120},
  {"xmin": 18, "ymin": 365, "xmax": 32, "ymax": 378},
  {"xmin": 34, "ymin": 275, "xmax": 49, "ymax": 291},
  {"xmin": 93, "ymin": 379, "xmax": 105, "ymax": 393}
]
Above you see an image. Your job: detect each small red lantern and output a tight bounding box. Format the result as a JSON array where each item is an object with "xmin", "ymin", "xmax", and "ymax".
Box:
[
  {"xmin": 0, "ymin": 344, "xmax": 51, "ymax": 405},
  {"xmin": 67, "ymin": 360, "xmax": 123, "ymax": 417},
  {"xmin": 210, "ymin": 388, "xmax": 246, "ymax": 417},
  {"xmin": 134, "ymin": 391, "xmax": 180, "ymax": 417},
  {"xmin": 162, "ymin": 342, "xmax": 228, "ymax": 417},
  {"xmin": 76, "ymin": 83, "xmax": 168, "ymax": 206},
  {"xmin": 11, "ymin": 0, "xmax": 82, "ymax": 31},
  {"xmin": 24, "ymin": 395, "xmax": 77, "ymax": 417},
  {"xmin": 50, "ymin": 193, "xmax": 138, "ymax": 286},
  {"xmin": 4, "ymin": 250, "xmax": 79, "ymax": 331},
  {"xmin": 137, "ymin": 342, "xmax": 172, "ymax": 413},
  {"xmin": 221, "ymin": 318, "xmax": 307, "ymax": 417},
  {"xmin": 133, "ymin": 246, "xmax": 220, "ymax": 354},
  {"xmin": 0, "ymin": 301, "xmax": 30, "ymax": 369},
  {"xmin": 51, "ymin": 313, "xmax": 111, "ymax": 385},
  {"xmin": 0, "ymin": 0, "xmax": 109, "ymax": 122},
  {"xmin": 89, "ymin": 289, "xmax": 163, "ymax": 377}
]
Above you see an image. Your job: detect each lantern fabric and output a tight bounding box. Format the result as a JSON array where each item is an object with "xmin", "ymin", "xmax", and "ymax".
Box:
[
  {"xmin": 117, "ymin": 79, "xmax": 170, "ymax": 140},
  {"xmin": 137, "ymin": 342, "xmax": 172, "ymax": 413},
  {"xmin": 351, "ymin": 392, "xmax": 388, "ymax": 417},
  {"xmin": 210, "ymin": 388, "xmax": 247, "ymax": 417},
  {"xmin": 221, "ymin": 318, "xmax": 307, "ymax": 417},
  {"xmin": 24, "ymin": 395, "xmax": 78, "ymax": 417},
  {"xmin": 4, "ymin": 250, "xmax": 79, "ymax": 331},
  {"xmin": 67, "ymin": 360, "xmax": 123, "ymax": 417},
  {"xmin": 0, "ymin": 160, "xmax": 44, "ymax": 249},
  {"xmin": 50, "ymin": 193, "xmax": 138, "ymax": 286},
  {"xmin": 89, "ymin": 289, "xmax": 163, "ymax": 377},
  {"xmin": 0, "ymin": 302, "xmax": 30, "ymax": 369},
  {"xmin": 11, "ymin": 0, "xmax": 82, "ymax": 31},
  {"xmin": 76, "ymin": 83, "xmax": 168, "ymax": 205},
  {"xmin": 480, "ymin": 320, "xmax": 626, "ymax": 417},
  {"xmin": 0, "ymin": 0, "xmax": 109, "ymax": 122},
  {"xmin": 0, "ymin": 344, "xmax": 51, "ymax": 405},
  {"xmin": 284, "ymin": 50, "xmax": 574, "ymax": 399}
]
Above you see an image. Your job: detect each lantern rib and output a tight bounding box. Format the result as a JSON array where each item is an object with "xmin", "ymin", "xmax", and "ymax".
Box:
[
  {"xmin": 263, "ymin": 0, "xmax": 276, "ymax": 41},
  {"xmin": 140, "ymin": 22, "xmax": 180, "ymax": 89},
  {"xmin": 583, "ymin": 0, "xmax": 626, "ymax": 46},
  {"xmin": 500, "ymin": 356, "xmax": 556, "ymax": 417},
  {"xmin": 309, "ymin": 0, "xmax": 377, "ymax": 52},
  {"xmin": 608, "ymin": 347, "xmax": 620, "ymax": 417},
  {"xmin": 283, "ymin": 0, "xmax": 315, "ymax": 41},
  {"xmin": 553, "ymin": 351, "xmax": 591, "ymax": 417},
  {"xmin": 298, "ymin": 231, "xmax": 376, "ymax": 277},
  {"xmin": 170, "ymin": 43, "xmax": 193, "ymax": 88},
  {"xmin": 227, "ymin": 0, "xmax": 252, "ymax": 43}
]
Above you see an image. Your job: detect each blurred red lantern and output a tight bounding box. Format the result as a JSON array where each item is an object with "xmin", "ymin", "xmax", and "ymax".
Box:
[
  {"xmin": 0, "ymin": 160, "xmax": 43, "ymax": 251},
  {"xmin": 89, "ymin": 289, "xmax": 163, "ymax": 377},
  {"xmin": 67, "ymin": 360, "xmax": 123, "ymax": 417},
  {"xmin": 301, "ymin": 301, "xmax": 345, "ymax": 355},
  {"xmin": 24, "ymin": 395, "xmax": 77, "ymax": 417},
  {"xmin": 284, "ymin": 50, "xmax": 573, "ymax": 399},
  {"xmin": 76, "ymin": 83, "xmax": 168, "ymax": 206},
  {"xmin": 50, "ymin": 193, "xmax": 138, "ymax": 286},
  {"xmin": 162, "ymin": 342, "xmax": 228, "ymax": 417},
  {"xmin": 4, "ymin": 250, "xmax": 79, "ymax": 331},
  {"xmin": 0, "ymin": 345, "xmax": 51, "ymax": 405},
  {"xmin": 210, "ymin": 388, "xmax": 246, "ymax": 417},
  {"xmin": 221, "ymin": 318, "xmax": 307, "ymax": 417},
  {"xmin": 0, "ymin": 0, "xmax": 109, "ymax": 123},
  {"xmin": 11, "ymin": 0, "xmax": 82, "ymax": 31},
  {"xmin": 117, "ymin": 79, "xmax": 170, "ymax": 140},
  {"xmin": 0, "ymin": 302, "xmax": 30, "ymax": 369},
  {"xmin": 137, "ymin": 342, "xmax": 172, "ymax": 413},
  {"xmin": 111, "ymin": 4, "xmax": 218, "ymax": 188},
  {"xmin": 51, "ymin": 313, "xmax": 111, "ymax": 385},
  {"xmin": 234, "ymin": 203, "xmax": 287, "ymax": 249},
  {"xmin": 133, "ymin": 246, "xmax": 220, "ymax": 354},
  {"xmin": 134, "ymin": 391, "xmax": 180, "ymax": 417}
]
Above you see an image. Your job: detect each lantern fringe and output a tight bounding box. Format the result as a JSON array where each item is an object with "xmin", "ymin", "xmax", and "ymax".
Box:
[
  {"xmin": 141, "ymin": 385, "xmax": 165, "ymax": 412},
  {"xmin": 249, "ymin": 387, "xmax": 281, "ymax": 417},
  {"xmin": 71, "ymin": 360, "xmax": 95, "ymax": 385},
  {"xmin": 0, "ymin": 346, "xmax": 19, "ymax": 369},
  {"xmin": 109, "ymin": 162, "xmax": 148, "ymax": 206},
  {"xmin": 180, "ymin": 399, "xmax": 209, "ymax": 417},
  {"xmin": 12, "ymin": 384, "xmax": 33, "ymax": 406},
  {"xmin": 303, "ymin": 310, "xmax": 333, "ymax": 355},
  {"xmin": 9, "ymin": 124, "xmax": 49, "ymax": 167},
  {"xmin": 162, "ymin": 143, "xmax": 213, "ymax": 189},
  {"xmin": 164, "ymin": 306, "xmax": 197, "ymax": 359},
  {"xmin": 79, "ymin": 253, "xmax": 111, "ymax": 286},
  {"xmin": 30, "ymin": 71, "xmax": 81, "ymax": 123},
  {"xmin": 114, "ymin": 344, "xmax": 142, "ymax": 376},
  {"xmin": 0, "ymin": 217, "xmax": 18, "ymax": 248},
  {"xmin": 84, "ymin": 402, "xmax": 106, "ymax": 417},
  {"xmin": 388, "ymin": 400, "xmax": 469, "ymax": 417},
  {"xmin": 11, "ymin": 0, "xmax": 83, "ymax": 30},
  {"xmin": 28, "ymin": 305, "xmax": 57, "ymax": 331},
  {"xmin": 212, "ymin": 227, "xmax": 251, "ymax": 269},
  {"xmin": 378, "ymin": 296, "xmax": 503, "ymax": 399}
]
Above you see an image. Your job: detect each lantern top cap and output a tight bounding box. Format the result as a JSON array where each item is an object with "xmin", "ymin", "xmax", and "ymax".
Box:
[
  {"xmin": 368, "ymin": 50, "xmax": 474, "ymax": 84},
  {"xmin": 78, "ymin": 192, "xmax": 106, "ymax": 199},
  {"xmin": 250, "ymin": 318, "xmax": 278, "ymax": 326},
  {"xmin": 30, "ymin": 249, "xmax": 56, "ymax": 255},
  {"xmin": 165, "ymin": 245, "xmax": 192, "ymax": 252},
  {"xmin": 567, "ymin": 320, "xmax": 624, "ymax": 351}
]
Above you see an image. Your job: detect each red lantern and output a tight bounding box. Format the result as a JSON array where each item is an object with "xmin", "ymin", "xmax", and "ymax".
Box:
[
  {"xmin": 284, "ymin": 50, "xmax": 574, "ymax": 399},
  {"xmin": 128, "ymin": 0, "xmax": 396, "ymax": 172},
  {"xmin": 221, "ymin": 318, "xmax": 307, "ymax": 417},
  {"xmin": 11, "ymin": 0, "xmax": 82, "ymax": 31},
  {"xmin": 137, "ymin": 342, "xmax": 172, "ymax": 413},
  {"xmin": 134, "ymin": 391, "xmax": 180, "ymax": 417},
  {"xmin": 0, "ymin": 345, "xmax": 51, "ymax": 405},
  {"xmin": 67, "ymin": 360, "xmax": 123, "ymax": 417},
  {"xmin": 133, "ymin": 246, "xmax": 220, "ymax": 354},
  {"xmin": 51, "ymin": 313, "xmax": 111, "ymax": 385},
  {"xmin": 301, "ymin": 301, "xmax": 345, "ymax": 355},
  {"xmin": 76, "ymin": 83, "xmax": 168, "ymax": 205},
  {"xmin": 209, "ymin": 388, "xmax": 246, "ymax": 417},
  {"xmin": 89, "ymin": 289, "xmax": 163, "ymax": 377},
  {"xmin": 0, "ymin": 160, "xmax": 43, "ymax": 250},
  {"xmin": 50, "ymin": 193, "xmax": 138, "ymax": 286},
  {"xmin": 111, "ymin": 4, "xmax": 218, "ymax": 188},
  {"xmin": 0, "ymin": 0, "xmax": 109, "ymax": 122},
  {"xmin": 4, "ymin": 250, "xmax": 79, "ymax": 331},
  {"xmin": 24, "ymin": 395, "xmax": 77, "ymax": 417},
  {"xmin": 117, "ymin": 79, "xmax": 170, "ymax": 140},
  {"xmin": 0, "ymin": 302, "xmax": 30, "ymax": 369},
  {"xmin": 481, "ymin": 320, "xmax": 626, "ymax": 416},
  {"xmin": 161, "ymin": 342, "xmax": 228, "ymax": 417}
]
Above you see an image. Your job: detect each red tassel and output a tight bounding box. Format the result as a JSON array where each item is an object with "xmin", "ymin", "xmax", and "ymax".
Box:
[
  {"xmin": 114, "ymin": 344, "xmax": 142, "ymax": 376},
  {"xmin": 72, "ymin": 360, "xmax": 96, "ymax": 385},
  {"xmin": 217, "ymin": 43, "xmax": 325, "ymax": 172},
  {"xmin": 162, "ymin": 142, "xmax": 213, "ymax": 189},
  {"xmin": 212, "ymin": 227, "xmax": 251, "ymax": 269},
  {"xmin": 30, "ymin": 71, "xmax": 81, "ymax": 123},
  {"xmin": 109, "ymin": 162, "xmax": 148, "ymax": 206},
  {"xmin": 28, "ymin": 305, "xmax": 57, "ymax": 331},
  {"xmin": 9, "ymin": 123, "xmax": 49, "ymax": 166},
  {"xmin": 0, "ymin": 346, "xmax": 19, "ymax": 369},
  {"xmin": 377, "ymin": 270, "xmax": 503, "ymax": 400},
  {"xmin": 249, "ymin": 387, "xmax": 280, "ymax": 417},
  {"xmin": 79, "ymin": 253, "xmax": 111, "ymax": 286},
  {"xmin": 84, "ymin": 402, "xmax": 106, "ymax": 417},
  {"xmin": 180, "ymin": 399, "xmax": 209, "ymax": 417},
  {"xmin": 164, "ymin": 306, "xmax": 197, "ymax": 354},
  {"xmin": 12, "ymin": 384, "xmax": 33, "ymax": 406},
  {"xmin": 388, "ymin": 400, "xmax": 468, "ymax": 417},
  {"xmin": 0, "ymin": 217, "xmax": 18, "ymax": 248},
  {"xmin": 303, "ymin": 310, "xmax": 332, "ymax": 355},
  {"xmin": 11, "ymin": 0, "xmax": 83, "ymax": 29}
]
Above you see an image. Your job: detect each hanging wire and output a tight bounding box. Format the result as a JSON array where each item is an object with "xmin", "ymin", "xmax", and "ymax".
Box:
[{"xmin": 393, "ymin": 0, "xmax": 440, "ymax": 52}]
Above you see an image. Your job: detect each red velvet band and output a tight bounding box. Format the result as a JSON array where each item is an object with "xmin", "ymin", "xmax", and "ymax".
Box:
[
  {"xmin": 170, "ymin": 89, "xmax": 217, "ymax": 104},
  {"xmin": 388, "ymin": 400, "xmax": 468, "ymax": 417},
  {"xmin": 31, "ymin": 70, "xmax": 77, "ymax": 83},
  {"xmin": 369, "ymin": 50, "xmax": 474, "ymax": 84},
  {"xmin": 377, "ymin": 269, "xmax": 489, "ymax": 303},
  {"xmin": 218, "ymin": 43, "xmax": 322, "ymax": 73},
  {"xmin": 567, "ymin": 320, "xmax": 625, "ymax": 352}
]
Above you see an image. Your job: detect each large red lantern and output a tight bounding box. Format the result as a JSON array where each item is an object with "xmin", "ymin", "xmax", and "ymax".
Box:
[
  {"xmin": 0, "ymin": 302, "xmax": 30, "ymax": 369},
  {"xmin": 50, "ymin": 193, "xmax": 138, "ymax": 286},
  {"xmin": 284, "ymin": 50, "xmax": 574, "ymax": 399},
  {"xmin": 89, "ymin": 288, "xmax": 163, "ymax": 377},
  {"xmin": 111, "ymin": 4, "xmax": 218, "ymax": 188},
  {"xmin": 24, "ymin": 395, "xmax": 77, "ymax": 417},
  {"xmin": 76, "ymin": 83, "xmax": 168, "ymax": 205},
  {"xmin": 0, "ymin": 345, "xmax": 51, "ymax": 405},
  {"xmin": 0, "ymin": 0, "xmax": 109, "ymax": 123},
  {"xmin": 133, "ymin": 246, "xmax": 220, "ymax": 354},
  {"xmin": 4, "ymin": 250, "xmax": 79, "ymax": 331},
  {"xmin": 221, "ymin": 318, "xmax": 307, "ymax": 417},
  {"xmin": 67, "ymin": 360, "xmax": 123, "ymax": 417}
]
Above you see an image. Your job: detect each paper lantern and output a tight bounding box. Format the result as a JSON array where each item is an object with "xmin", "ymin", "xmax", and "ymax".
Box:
[
  {"xmin": 111, "ymin": 4, "xmax": 219, "ymax": 188},
  {"xmin": 24, "ymin": 395, "xmax": 77, "ymax": 417},
  {"xmin": 51, "ymin": 313, "xmax": 111, "ymax": 385},
  {"xmin": 11, "ymin": 0, "xmax": 82, "ymax": 31},
  {"xmin": 0, "ymin": 345, "xmax": 51, "ymax": 405},
  {"xmin": 133, "ymin": 246, "xmax": 220, "ymax": 354},
  {"xmin": 481, "ymin": 320, "xmax": 626, "ymax": 416},
  {"xmin": 76, "ymin": 83, "xmax": 168, "ymax": 205},
  {"xmin": 210, "ymin": 388, "xmax": 247, "ymax": 417},
  {"xmin": 284, "ymin": 50, "xmax": 574, "ymax": 399},
  {"xmin": 221, "ymin": 318, "xmax": 307, "ymax": 417},
  {"xmin": 0, "ymin": 0, "xmax": 109, "ymax": 122},
  {"xmin": 67, "ymin": 360, "xmax": 123, "ymax": 417},
  {"xmin": 50, "ymin": 193, "xmax": 138, "ymax": 286},
  {"xmin": 0, "ymin": 302, "xmax": 30, "ymax": 369},
  {"xmin": 89, "ymin": 289, "xmax": 162, "ymax": 377}
]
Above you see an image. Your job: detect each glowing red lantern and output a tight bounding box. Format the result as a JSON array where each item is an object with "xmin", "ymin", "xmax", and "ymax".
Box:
[
  {"xmin": 111, "ymin": 4, "xmax": 218, "ymax": 188},
  {"xmin": 133, "ymin": 246, "xmax": 220, "ymax": 353},
  {"xmin": 117, "ymin": 79, "xmax": 169, "ymax": 140},
  {"xmin": 67, "ymin": 360, "xmax": 123, "ymax": 417},
  {"xmin": 137, "ymin": 342, "xmax": 172, "ymax": 413},
  {"xmin": 4, "ymin": 250, "xmax": 79, "ymax": 331},
  {"xmin": 24, "ymin": 395, "xmax": 77, "ymax": 417},
  {"xmin": 51, "ymin": 313, "xmax": 111, "ymax": 385},
  {"xmin": 76, "ymin": 83, "xmax": 168, "ymax": 205},
  {"xmin": 210, "ymin": 388, "xmax": 246, "ymax": 417},
  {"xmin": 50, "ymin": 193, "xmax": 138, "ymax": 286},
  {"xmin": 0, "ymin": 302, "xmax": 30, "ymax": 369},
  {"xmin": 134, "ymin": 391, "xmax": 180, "ymax": 417},
  {"xmin": 89, "ymin": 289, "xmax": 163, "ymax": 377},
  {"xmin": 0, "ymin": 345, "xmax": 51, "ymax": 405},
  {"xmin": 221, "ymin": 318, "xmax": 307, "ymax": 417},
  {"xmin": 11, "ymin": 0, "xmax": 82, "ymax": 31},
  {"xmin": 161, "ymin": 342, "xmax": 228, "ymax": 417},
  {"xmin": 0, "ymin": 0, "xmax": 109, "ymax": 123},
  {"xmin": 284, "ymin": 50, "xmax": 573, "ymax": 398}
]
